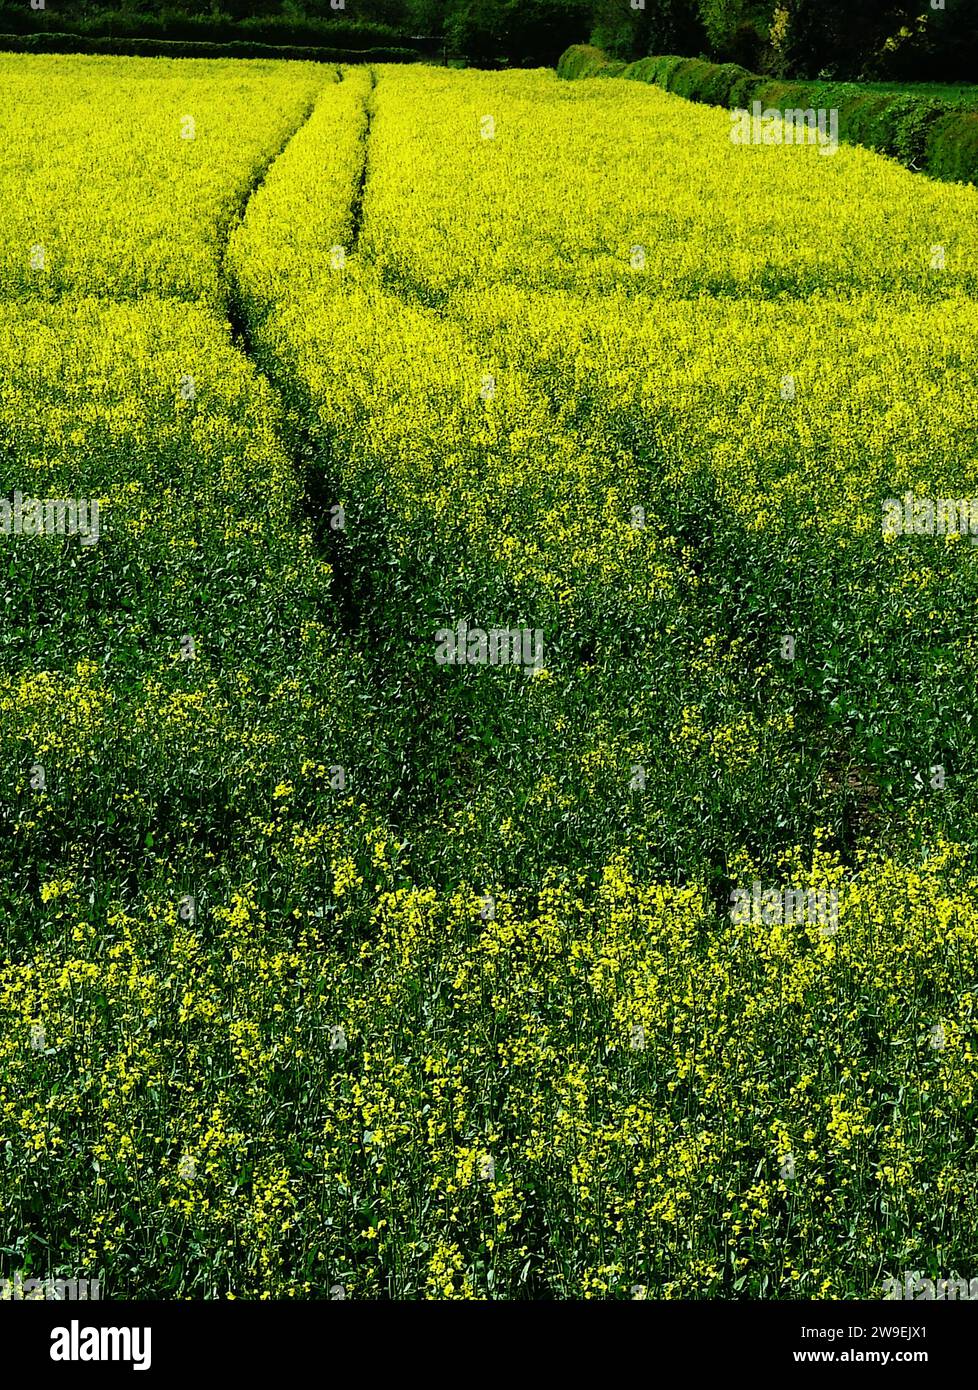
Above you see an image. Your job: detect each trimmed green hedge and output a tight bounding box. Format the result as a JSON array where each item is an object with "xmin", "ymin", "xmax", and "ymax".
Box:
[
  {"xmin": 557, "ymin": 43, "xmax": 623, "ymax": 79},
  {"xmin": 0, "ymin": 32, "xmax": 421, "ymax": 63},
  {"xmin": 557, "ymin": 44, "xmax": 978, "ymax": 187},
  {"xmin": 927, "ymin": 111, "xmax": 978, "ymax": 184},
  {"xmin": 0, "ymin": 6, "xmax": 413, "ymax": 50}
]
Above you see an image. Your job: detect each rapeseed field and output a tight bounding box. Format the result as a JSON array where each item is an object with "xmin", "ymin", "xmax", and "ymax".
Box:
[{"xmin": 2, "ymin": 54, "xmax": 978, "ymax": 1300}]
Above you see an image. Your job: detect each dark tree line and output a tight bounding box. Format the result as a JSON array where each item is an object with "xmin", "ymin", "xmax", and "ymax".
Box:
[
  {"xmin": 591, "ymin": 0, "xmax": 978, "ymax": 81},
  {"xmin": 1, "ymin": 0, "xmax": 975, "ymax": 75}
]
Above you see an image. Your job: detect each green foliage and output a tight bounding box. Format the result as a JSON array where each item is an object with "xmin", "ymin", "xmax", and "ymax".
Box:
[
  {"xmin": 0, "ymin": 2, "xmax": 411, "ymax": 47},
  {"xmin": 779, "ymin": 0, "xmax": 896, "ymax": 79},
  {"xmin": 0, "ymin": 0, "xmax": 592, "ymax": 62},
  {"xmin": 622, "ymin": 53, "xmax": 671, "ymax": 82},
  {"xmin": 650, "ymin": 0, "xmax": 972, "ymax": 79},
  {"xmin": 2, "ymin": 0, "xmax": 978, "ymax": 75},
  {"xmin": 643, "ymin": 51, "xmax": 691, "ymax": 84},
  {"xmin": 446, "ymin": 0, "xmax": 589, "ymax": 65},
  {"xmin": 926, "ymin": 111, "xmax": 978, "ymax": 185},
  {"xmin": 664, "ymin": 55, "xmax": 714, "ymax": 96},
  {"xmin": 443, "ymin": 0, "xmax": 505, "ymax": 62},
  {"xmin": 693, "ymin": 57, "xmax": 753, "ymax": 103},
  {"xmin": 726, "ymin": 66, "xmax": 758, "ymax": 105},
  {"xmin": 590, "ymin": 0, "xmax": 706, "ymax": 63},
  {"xmin": 0, "ymin": 32, "xmax": 421, "ymax": 60},
  {"xmin": 696, "ymin": 0, "xmax": 772, "ymax": 62},
  {"xmin": 558, "ymin": 41, "xmax": 613, "ymax": 76},
  {"xmin": 832, "ymin": 91, "xmax": 898, "ymax": 150},
  {"xmin": 777, "ymin": 0, "xmax": 978, "ymax": 82},
  {"xmin": 589, "ymin": 0, "xmax": 642, "ymax": 61},
  {"xmin": 887, "ymin": 99, "xmax": 947, "ymax": 169}
]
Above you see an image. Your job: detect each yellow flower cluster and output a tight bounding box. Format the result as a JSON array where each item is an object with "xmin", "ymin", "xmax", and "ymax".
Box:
[
  {"xmin": 2, "ymin": 842, "xmax": 976, "ymax": 1296},
  {"xmin": 0, "ymin": 54, "xmax": 329, "ymax": 308}
]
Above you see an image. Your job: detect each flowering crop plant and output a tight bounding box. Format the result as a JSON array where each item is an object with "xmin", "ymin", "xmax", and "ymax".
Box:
[{"xmin": 1, "ymin": 52, "xmax": 978, "ymax": 1304}]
